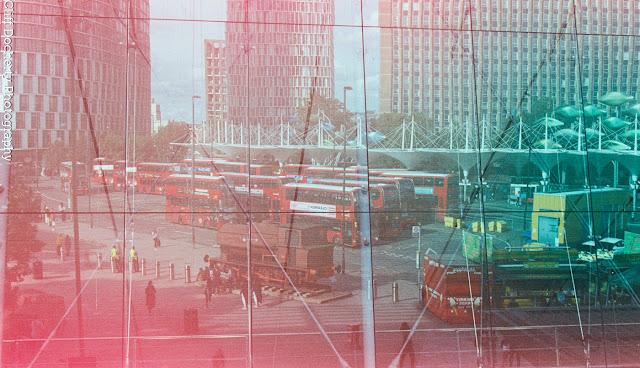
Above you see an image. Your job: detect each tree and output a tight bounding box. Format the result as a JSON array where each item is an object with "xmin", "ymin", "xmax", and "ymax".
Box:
[
  {"xmin": 371, "ymin": 112, "xmax": 431, "ymax": 136},
  {"xmin": 295, "ymin": 94, "xmax": 356, "ymax": 130},
  {"xmin": 5, "ymin": 169, "xmax": 45, "ymax": 283},
  {"xmin": 133, "ymin": 134, "xmax": 156, "ymax": 162},
  {"xmin": 524, "ymin": 97, "xmax": 556, "ymax": 126},
  {"xmin": 97, "ymin": 132, "xmax": 126, "ymax": 161},
  {"xmin": 43, "ymin": 140, "xmax": 68, "ymax": 176},
  {"xmin": 152, "ymin": 121, "xmax": 190, "ymax": 162}
]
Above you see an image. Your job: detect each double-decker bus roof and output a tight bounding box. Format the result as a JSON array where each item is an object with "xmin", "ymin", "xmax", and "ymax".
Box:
[
  {"xmin": 304, "ymin": 166, "xmax": 343, "ymax": 171},
  {"xmin": 312, "ymin": 179, "xmax": 392, "ymax": 188},
  {"xmin": 284, "ymin": 183, "xmax": 361, "ymax": 192},
  {"xmin": 182, "ymin": 158, "xmax": 228, "ymax": 164},
  {"xmin": 219, "ymin": 172, "xmax": 289, "ymax": 180},
  {"xmin": 167, "ymin": 174, "xmax": 224, "ymax": 181},
  {"xmin": 138, "ymin": 162, "xmax": 179, "ymax": 166},
  {"xmin": 381, "ymin": 171, "xmax": 454, "ymax": 178}
]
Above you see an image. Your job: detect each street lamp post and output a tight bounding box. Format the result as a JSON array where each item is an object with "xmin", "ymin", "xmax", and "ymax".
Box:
[
  {"xmin": 191, "ymin": 95, "xmax": 201, "ymax": 249},
  {"xmin": 341, "ymin": 86, "xmax": 352, "ymax": 273}
]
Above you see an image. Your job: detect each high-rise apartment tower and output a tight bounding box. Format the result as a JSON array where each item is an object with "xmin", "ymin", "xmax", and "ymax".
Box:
[
  {"xmin": 379, "ymin": 0, "xmax": 640, "ymax": 129},
  {"xmin": 204, "ymin": 39, "xmax": 227, "ymax": 132},
  {"xmin": 225, "ymin": 0, "xmax": 335, "ymax": 126}
]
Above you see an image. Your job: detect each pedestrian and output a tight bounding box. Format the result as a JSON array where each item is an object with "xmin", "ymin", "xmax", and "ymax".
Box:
[
  {"xmin": 50, "ymin": 211, "xmax": 55, "ymax": 229},
  {"xmin": 557, "ymin": 288, "xmax": 566, "ymax": 306},
  {"xmin": 211, "ymin": 264, "xmax": 221, "ymax": 295},
  {"xmin": 55, "ymin": 234, "xmax": 64, "ymax": 257},
  {"xmin": 220, "ymin": 266, "xmax": 232, "ymax": 293},
  {"xmin": 111, "ymin": 245, "xmax": 122, "ymax": 272},
  {"xmin": 64, "ymin": 235, "xmax": 71, "ymax": 255},
  {"xmin": 58, "ymin": 202, "xmax": 66, "ymax": 222},
  {"xmin": 509, "ymin": 339, "xmax": 521, "ymax": 367},
  {"xmin": 501, "ymin": 339, "xmax": 511, "ymax": 368},
  {"xmin": 399, "ymin": 322, "xmax": 415, "ymax": 368},
  {"xmin": 205, "ymin": 274, "xmax": 214, "ymax": 309},
  {"xmin": 145, "ymin": 281, "xmax": 156, "ymax": 315},
  {"xmin": 130, "ymin": 246, "xmax": 139, "ymax": 272},
  {"xmin": 152, "ymin": 229, "xmax": 160, "ymax": 248},
  {"xmin": 44, "ymin": 205, "xmax": 50, "ymax": 225},
  {"xmin": 196, "ymin": 268, "xmax": 205, "ymax": 282}
]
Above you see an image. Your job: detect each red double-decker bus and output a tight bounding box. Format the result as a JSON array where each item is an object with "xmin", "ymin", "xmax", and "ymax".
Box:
[
  {"xmin": 280, "ymin": 164, "xmax": 314, "ymax": 182},
  {"xmin": 310, "ymin": 179, "xmax": 404, "ymax": 239},
  {"xmin": 60, "ymin": 161, "xmax": 89, "ymax": 195},
  {"xmin": 214, "ymin": 161, "xmax": 278, "ymax": 176},
  {"xmin": 180, "ymin": 158, "xmax": 227, "ymax": 176},
  {"xmin": 113, "ymin": 161, "xmax": 137, "ymax": 191},
  {"xmin": 381, "ymin": 171, "xmax": 459, "ymax": 222},
  {"xmin": 282, "ymin": 183, "xmax": 382, "ymax": 247},
  {"xmin": 91, "ymin": 158, "xmax": 114, "ymax": 185},
  {"xmin": 136, "ymin": 162, "xmax": 181, "ymax": 195},
  {"xmin": 422, "ymin": 255, "xmax": 484, "ymax": 324},
  {"xmin": 336, "ymin": 174, "xmax": 416, "ymax": 210},
  {"xmin": 219, "ymin": 173, "xmax": 294, "ymax": 223},
  {"xmin": 301, "ymin": 166, "xmax": 347, "ymax": 183},
  {"xmin": 342, "ymin": 166, "xmax": 398, "ymax": 176},
  {"xmin": 164, "ymin": 174, "xmax": 225, "ymax": 228},
  {"xmin": 335, "ymin": 173, "xmax": 418, "ymax": 230}
]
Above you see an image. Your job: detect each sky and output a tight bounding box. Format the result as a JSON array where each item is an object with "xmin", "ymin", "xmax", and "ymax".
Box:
[{"xmin": 149, "ymin": 0, "xmax": 379, "ymax": 123}]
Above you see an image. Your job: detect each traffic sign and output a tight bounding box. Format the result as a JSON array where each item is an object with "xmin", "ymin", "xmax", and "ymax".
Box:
[{"xmin": 412, "ymin": 226, "xmax": 420, "ymax": 238}]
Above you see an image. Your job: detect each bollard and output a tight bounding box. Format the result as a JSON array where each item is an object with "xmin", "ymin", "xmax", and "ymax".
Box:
[
  {"xmin": 346, "ymin": 323, "xmax": 362, "ymax": 350},
  {"xmin": 169, "ymin": 262, "xmax": 175, "ymax": 280},
  {"xmin": 392, "ymin": 282, "xmax": 399, "ymax": 303},
  {"xmin": 141, "ymin": 258, "xmax": 146, "ymax": 276},
  {"xmin": 97, "ymin": 253, "xmax": 102, "ymax": 269},
  {"xmin": 111, "ymin": 258, "xmax": 116, "ymax": 273},
  {"xmin": 185, "ymin": 264, "xmax": 191, "ymax": 283},
  {"xmin": 156, "ymin": 261, "xmax": 160, "ymax": 279},
  {"xmin": 372, "ymin": 279, "xmax": 377, "ymax": 300}
]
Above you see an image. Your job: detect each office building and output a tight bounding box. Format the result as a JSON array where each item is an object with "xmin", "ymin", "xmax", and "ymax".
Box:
[
  {"xmin": 379, "ymin": 0, "xmax": 640, "ymax": 129},
  {"xmin": 7, "ymin": 0, "xmax": 150, "ymax": 162},
  {"xmin": 225, "ymin": 0, "xmax": 335, "ymax": 126}
]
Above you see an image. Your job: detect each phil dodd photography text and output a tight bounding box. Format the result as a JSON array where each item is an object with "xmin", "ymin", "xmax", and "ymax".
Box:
[{"xmin": 1, "ymin": 0, "xmax": 13, "ymax": 162}]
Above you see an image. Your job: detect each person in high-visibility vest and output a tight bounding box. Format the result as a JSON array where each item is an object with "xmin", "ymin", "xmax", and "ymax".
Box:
[
  {"xmin": 111, "ymin": 245, "xmax": 121, "ymax": 272},
  {"xmin": 130, "ymin": 246, "xmax": 139, "ymax": 272}
]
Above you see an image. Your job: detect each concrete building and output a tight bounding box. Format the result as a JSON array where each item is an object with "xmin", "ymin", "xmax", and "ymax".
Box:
[
  {"xmin": 204, "ymin": 39, "xmax": 227, "ymax": 137},
  {"xmin": 151, "ymin": 98, "xmax": 163, "ymax": 133},
  {"xmin": 379, "ymin": 0, "xmax": 640, "ymax": 130},
  {"xmin": 7, "ymin": 0, "xmax": 150, "ymax": 162},
  {"xmin": 225, "ymin": 0, "xmax": 335, "ymax": 126}
]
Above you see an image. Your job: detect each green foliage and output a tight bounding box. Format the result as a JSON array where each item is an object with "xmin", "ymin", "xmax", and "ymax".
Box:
[
  {"xmin": 97, "ymin": 132, "xmax": 126, "ymax": 161},
  {"xmin": 43, "ymin": 121, "xmax": 191, "ymax": 169},
  {"xmin": 524, "ymin": 97, "xmax": 556, "ymax": 126},
  {"xmin": 295, "ymin": 94, "xmax": 356, "ymax": 129},
  {"xmin": 43, "ymin": 140, "xmax": 68, "ymax": 175},
  {"xmin": 133, "ymin": 134, "xmax": 156, "ymax": 162},
  {"xmin": 153, "ymin": 121, "xmax": 190, "ymax": 162},
  {"xmin": 5, "ymin": 168, "xmax": 45, "ymax": 283},
  {"xmin": 371, "ymin": 112, "xmax": 433, "ymax": 136}
]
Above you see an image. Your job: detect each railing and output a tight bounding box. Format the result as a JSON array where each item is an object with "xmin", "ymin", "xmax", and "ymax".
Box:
[{"xmin": 4, "ymin": 323, "xmax": 639, "ymax": 367}]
